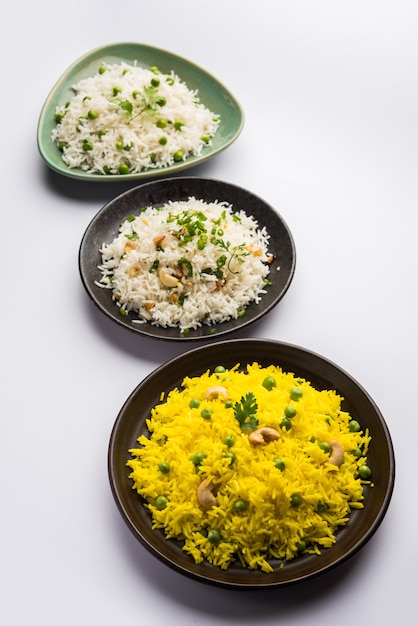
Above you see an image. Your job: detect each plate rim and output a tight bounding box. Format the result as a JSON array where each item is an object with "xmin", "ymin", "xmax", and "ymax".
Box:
[
  {"xmin": 78, "ymin": 175, "xmax": 297, "ymax": 341},
  {"xmin": 108, "ymin": 337, "xmax": 396, "ymax": 588},
  {"xmin": 37, "ymin": 41, "xmax": 245, "ymax": 182}
]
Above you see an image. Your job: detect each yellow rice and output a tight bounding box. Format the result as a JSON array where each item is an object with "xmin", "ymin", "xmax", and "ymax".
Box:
[{"xmin": 127, "ymin": 363, "xmax": 372, "ymax": 573}]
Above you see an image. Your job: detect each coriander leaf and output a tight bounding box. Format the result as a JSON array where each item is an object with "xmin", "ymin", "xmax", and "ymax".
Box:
[
  {"xmin": 234, "ymin": 392, "xmax": 259, "ymax": 430},
  {"xmin": 119, "ymin": 100, "xmax": 133, "ymax": 115}
]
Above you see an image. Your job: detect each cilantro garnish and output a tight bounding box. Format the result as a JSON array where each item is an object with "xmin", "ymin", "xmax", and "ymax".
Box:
[
  {"xmin": 125, "ymin": 231, "xmax": 139, "ymax": 241},
  {"xmin": 233, "ymin": 392, "xmax": 259, "ymax": 430}
]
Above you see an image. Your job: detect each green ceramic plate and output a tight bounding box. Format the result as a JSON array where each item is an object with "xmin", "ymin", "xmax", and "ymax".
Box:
[{"xmin": 37, "ymin": 43, "xmax": 244, "ymax": 182}]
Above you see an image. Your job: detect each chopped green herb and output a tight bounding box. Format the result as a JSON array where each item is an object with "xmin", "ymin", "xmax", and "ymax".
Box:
[
  {"xmin": 233, "ymin": 392, "xmax": 259, "ymax": 430},
  {"xmin": 178, "ymin": 257, "xmax": 193, "ymax": 277}
]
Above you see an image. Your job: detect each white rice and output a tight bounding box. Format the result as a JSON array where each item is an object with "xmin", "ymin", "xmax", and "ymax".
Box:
[
  {"xmin": 96, "ymin": 198, "xmax": 273, "ymax": 331},
  {"xmin": 51, "ymin": 62, "xmax": 220, "ymax": 175}
]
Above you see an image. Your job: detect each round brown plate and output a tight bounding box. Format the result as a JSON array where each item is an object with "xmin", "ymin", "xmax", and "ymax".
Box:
[
  {"xmin": 79, "ymin": 177, "xmax": 296, "ymax": 341},
  {"xmin": 108, "ymin": 339, "xmax": 395, "ymax": 588}
]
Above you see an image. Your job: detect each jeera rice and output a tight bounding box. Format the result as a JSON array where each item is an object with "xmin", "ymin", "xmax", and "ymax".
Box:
[
  {"xmin": 127, "ymin": 363, "xmax": 372, "ymax": 573},
  {"xmin": 51, "ymin": 62, "xmax": 220, "ymax": 175},
  {"xmin": 96, "ymin": 198, "xmax": 273, "ymax": 331}
]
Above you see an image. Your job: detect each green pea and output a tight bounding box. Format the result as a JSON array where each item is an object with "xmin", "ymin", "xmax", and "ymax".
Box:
[
  {"xmin": 156, "ymin": 119, "xmax": 167, "ymax": 128},
  {"xmin": 156, "ymin": 96, "xmax": 166, "ymax": 106},
  {"xmin": 349, "ymin": 420, "xmax": 361, "ymax": 432},
  {"xmin": 189, "ymin": 398, "xmax": 201, "ymax": 409},
  {"xmin": 316, "ymin": 501, "xmax": 329, "ymax": 513},
  {"xmin": 174, "ymin": 120, "xmax": 185, "ymax": 130},
  {"xmin": 190, "ymin": 452, "xmax": 205, "ymax": 466},
  {"xmin": 224, "ymin": 451, "xmax": 236, "ymax": 464},
  {"xmin": 87, "ymin": 109, "xmax": 98, "ymax": 120},
  {"xmin": 351, "ymin": 448, "xmax": 362, "ymax": 458},
  {"xmin": 290, "ymin": 494, "xmax": 302, "ymax": 508},
  {"xmin": 151, "ymin": 77, "xmax": 160, "ymax": 87},
  {"xmin": 284, "ymin": 405, "xmax": 296, "ymax": 418},
  {"xmin": 132, "ymin": 90, "xmax": 141, "ymax": 99},
  {"xmin": 201, "ymin": 134, "xmax": 211, "ymax": 144},
  {"xmin": 290, "ymin": 387, "xmax": 303, "ymax": 401},
  {"xmin": 54, "ymin": 111, "xmax": 65, "ymax": 123},
  {"xmin": 224, "ymin": 400, "xmax": 233, "ymax": 409},
  {"xmin": 82, "ymin": 140, "xmax": 93, "ymax": 151},
  {"xmin": 274, "ymin": 458, "xmax": 286, "ymax": 471},
  {"xmin": 118, "ymin": 163, "xmax": 130, "ymax": 175},
  {"xmin": 155, "ymin": 496, "xmax": 168, "ymax": 510},
  {"xmin": 112, "ymin": 86, "xmax": 122, "ymax": 96},
  {"xmin": 158, "ymin": 136, "xmax": 167, "ymax": 145},
  {"xmin": 296, "ymin": 540, "xmax": 307, "ymax": 552},
  {"xmin": 119, "ymin": 307, "xmax": 127, "ymax": 317},
  {"xmin": 98, "ymin": 129, "xmax": 107, "ymax": 137},
  {"xmin": 214, "ymin": 365, "xmax": 226, "ymax": 373},
  {"xmin": 280, "ymin": 417, "xmax": 292, "ymax": 431},
  {"xmin": 58, "ymin": 141, "xmax": 67, "ymax": 151},
  {"xmin": 358, "ymin": 465, "xmax": 372, "ymax": 479},
  {"xmin": 98, "ymin": 64, "xmax": 107, "ymax": 74},
  {"xmin": 262, "ymin": 376, "xmax": 277, "ymax": 391},
  {"xmin": 173, "ymin": 150, "xmax": 184, "ymax": 161},
  {"xmin": 159, "ymin": 462, "xmax": 170, "ymax": 474},
  {"xmin": 200, "ymin": 408, "xmax": 212, "ymax": 420},
  {"xmin": 223, "ymin": 434, "xmax": 235, "ymax": 448},
  {"xmin": 116, "ymin": 141, "xmax": 123, "ymax": 150},
  {"xmin": 319, "ymin": 441, "xmax": 331, "ymax": 454},
  {"xmin": 234, "ymin": 499, "xmax": 247, "ymax": 513},
  {"xmin": 207, "ymin": 528, "xmax": 221, "ymax": 544}
]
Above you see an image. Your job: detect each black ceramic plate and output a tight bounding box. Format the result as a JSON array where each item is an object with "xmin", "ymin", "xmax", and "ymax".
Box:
[
  {"xmin": 108, "ymin": 338, "xmax": 395, "ymax": 588},
  {"xmin": 37, "ymin": 43, "xmax": 244, "ymax": 182},
  {"xmin": 79, "ymin": 177, "xmax": 296, "ymax": 341}
]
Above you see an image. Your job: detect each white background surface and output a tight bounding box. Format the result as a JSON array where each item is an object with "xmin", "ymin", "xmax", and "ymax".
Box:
[{"xmin": 2, "ymin": 1, "xmax": 417, "ymax": 624}]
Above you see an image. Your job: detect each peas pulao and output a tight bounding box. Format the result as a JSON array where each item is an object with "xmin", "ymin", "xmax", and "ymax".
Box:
[
  {"xmin": 96, "ymin": 198, "xmax": 273, "ymax": 331},
  {"xmin": 52, "ymin": 62, "xmax": 220, "ymax": 175},
  {"xmin": 127, "ymin": 363, "xmax": 373, "ymax": 573}
]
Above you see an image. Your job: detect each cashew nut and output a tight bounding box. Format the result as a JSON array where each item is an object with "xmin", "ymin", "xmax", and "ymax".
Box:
[
  {"xmin": 128, "ymin": 266, "xmax": 141, "ymax": 277},
  {"xmin": 153, "ymin": 235, "xmax": 165, "ymax": 247},
  {"xmin": 197, "ymin": 478, "xmax": 217, "ymax": 509},
  {"xmin": 248, "ymin": 427, "xmax": 281, "ymax": 445},
  {"xmin": 328, "ymin": 440, "xmax": 344, "ymax": 467},
  {"xmin": 204, "ymin": 386, "xmax": 228, "ymax": 401},
  {"xmin": 124, "ymin": 242, "xmax": 136, "ymax": 254},
  {"xmin": 245, "ymin": 243, "xmax": 262, "ymax": 256},
  {"xmin": 158, "ymin": 268, "xmax": 179, "ymax": 288}
]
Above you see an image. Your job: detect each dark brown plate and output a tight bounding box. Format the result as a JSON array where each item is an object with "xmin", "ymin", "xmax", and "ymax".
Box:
[
  {"xmin": 79, "ymin": 177, "xmax": 296, "ymax": 341},
  {"xmin": 108, "ymin": 339, "xmax": 395, "ymax": 588}
]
